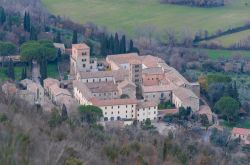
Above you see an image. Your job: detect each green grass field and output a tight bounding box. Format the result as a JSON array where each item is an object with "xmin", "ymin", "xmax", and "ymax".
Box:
[
  {"xmin": 42, "ymin": 0, "xmax": 250, "ymax": 36},
  {"xmin": 201, "ymin": 30, "xmax": 250, "ymax": 47},
  {"xmin": 201, "ymin": 49, "xmax": 250, "ymax": 60}
]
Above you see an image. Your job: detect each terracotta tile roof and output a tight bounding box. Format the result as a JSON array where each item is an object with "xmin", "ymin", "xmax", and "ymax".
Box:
[
  {"xmin": 44, "ymin": 78, "xmax": 60, "ymax": 88},
  {"xmin": 142, "ymin": 83, "xmax": 177, "ymax": 93},
  {"xmin": 129, "ymin": 59, "xmax": 141, "ymax": 65},
  {"xmin": 78, "ymin": 70, "xmax": 128, "ymax": 81},
  {"xmin": 107, "ymin": 53, "xmax": 139, "ymax": 64},
  {"xmin": 118, "ymin": 80, "xmax": 136, "ymax": 89},
  {"xmin": 164, "ymin": 68, "xmax": 189, "ymax": 86},
  {"xmin": 91, "ymin": 98, "xmax": 137, "ymax": 106},
  {"xmin": 232, "ymin": 127, "xmax": 250, "ymax": 136},
  {"xmin": 50, "ymin": 84, "xmax": 71, "ymax": 96},
  {"xmin": 142, "ymin": 67, "xmax": 164, "ymax": 75},
  {"xmin": 158, "ymin": 109, "xmax": 179, "ymax": 116},
  {"xmin": 72, "ymin": 43, "xmax": 89, "ymax": 49},
  {"xmin": 73, "ymin": 80, "xmax": 93, "ymax": 99},
  {"xmin": 139, "ymin": 55, "xmax": 163, "ymax": 68},
  {"xmin": 86, "ymin": 82, "xmax": 118, "ymax": 93},
  {"xmin": 137, "ymin": 101, "xmax": 157, "ymax": 109},
  {"xmin": 173, "ymin": 87, "xmax": 199, "ymax": 100}
]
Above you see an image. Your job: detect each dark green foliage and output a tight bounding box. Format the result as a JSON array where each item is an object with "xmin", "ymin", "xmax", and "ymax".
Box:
[
  {"xmin": 114, "ymin": 33, "xmax": 120, "ymax": 54},
  {"xmin": 55, "ymin": 31, "xmax": 62, "ymax": 43},
  {"xmin": 23, "ymin": 12, "xmax": 31, "ymax": 32},
  {"xmin": 109, "ymin": 35, "xmax": 114, "ymax": 54},
  {"xmin": 61, "ymin": 104, "xmax": 68, "ymax": 121},
  {"xmin": 0, "ymin": 6, "xmax": 6, "ymax": 25},
  {"xmin": 20, "ymin": 40, "xmax": 57, "ymax": 62},
  {"xmin": 214, "ymin": 96, "xmax": 240, "ymax": 123},
  {"xmin": 30, "ymin": 26, "xmax": 38, "ymax": 40},
  {"xmin": 21, "ymin": 66, "xmax": 27, "ymax": 80},
  {"xmin": 178, "ymin": 106, "xmax": 191, "ymax": 120},
  {"xmin": 7, "ymin": 59, "xmax": 15, "ymax": 80},
  {"xmin": 40, "ymin": 59, "xmax": 47, "ymax": 83},
  {"xmin": 0, "ymin": 41, "xmax": 17, "ymax": 56},
  {"xmin": 100, "ymin": 33, "xmax": 108, "ymax": 56},
  {"xmin": 210, "ymin": 128, "xmax": 230, "ymax": 147},
  {"xmin": 120, "ymin": 35, "xmax": 126, "ymax": 53},
  {"xmin": 0, "ymin": 113, "xmax": 8, "ymax": 123},
  {"xmin": 141, "ymin": 118, "xmax": 155, "ymax": 130},
  {"xmin": 206, "ymin": 74, "xmax": 231, "ymax": 88},
  {"xmin": 129, "ymin": 40, "xmax": 134, "ymax": 53},
  {"xmin": 158, "ymin": 101, "xmax": 175, "ymax": 110},
  {"xmin": 78, "ymin": 105, "xmax": 103, "ymax": 124},
  {"xmin": 200, "ymin": 114, "xmax": 209, "ymax": 127},
  {"xmin": 72, "ymin": 30, "xmax": 78, "ymax": 44}
]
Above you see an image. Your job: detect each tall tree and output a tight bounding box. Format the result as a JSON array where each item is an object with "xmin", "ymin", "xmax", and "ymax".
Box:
[
  {"xmin": 114, "ymin": 33, "xmax": 120, "ymax": 54},
  {"xmin": 55, "ymin": 31, "xmax": 62, "ymax": 43},
  {"xmin": 129, "ymin": 40, "xmax": 134, "ymax": 53},
  {"xmin": 61, "ymin": 104, "xmax": 68, "ymax": 121},
  {"xmin": 7, "ymin": 59, "xmax": 15, "ymax": 80},
  {"xmin": 40, "ymin": 59, "xmax": 47, "ymax": 83},
  {"xmin": 232, "ymin": 81, "xmax": 239, "ymax": 101},
  {"xmin": 29, "ymin": 26, "xmax": 37, "ymax": 40},
  {"xmin": 119, "ymin": 35, "xmax": 126, "ymax": 53},
  {"xmin": 0, "ymin": 41, "xmax": 17, "ymax": 67},
  {"xmin": 100, "ymin": 33, "xmax": 108, "ymax": 56},
  {"xmin": 109, "ymin": 35, "xmax": 114, "ymax": 54},
  {"xmin": 214, "ymin": 96, "xmax": 240, "ymax": 123},
  {"xmin": 23, "ymin": 12, "xmax": 31, "ymax": 32},
  {"xmin": 0, "ymin": 6, "xmax": 6, "ymax": 25},
  {"xmin": 21, "ymin": 66, "xmax": 27, "ymax": 80},
  {"xmin": 78, "ymin": 105, "xmax": 103, "ymax": 124},
  {"xmin": 72, "ymin": 30, "xmax": 78, "ymax": 44}
]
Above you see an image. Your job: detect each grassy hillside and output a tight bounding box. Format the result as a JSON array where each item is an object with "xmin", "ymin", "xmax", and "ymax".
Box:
[
  {"xmin": 42, "ymin": 0, "xmax": 250, "ymax": 36},
  {"xmin": 201, "ymin": 30, "xmax": 250, "ymax": 47},
  {"xmin": 203, "ymin": 49, "xmax": 250, "ymax": 60}
]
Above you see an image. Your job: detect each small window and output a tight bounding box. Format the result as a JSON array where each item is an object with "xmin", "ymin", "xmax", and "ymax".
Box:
[{"xmin": 83, "ymin": 64, "xmax": 86, "ymax": 68}]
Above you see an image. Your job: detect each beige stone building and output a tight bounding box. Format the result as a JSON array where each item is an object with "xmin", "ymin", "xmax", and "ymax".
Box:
[
  {"xmin": 231, "ymin": 127, "xmax": 250, "ymax": 145},
  {"xmin": 136, "ymin": 101, "xmax": 158, "ymax": 122},
  {"xmin": 43, "ymin": 78, "xmax": 60, "ymax": 94},
  {"xmin": 70, "ymin": 43, "xmax": 97, "ymax": 77},
  {"xmin": 117, "ymin": 80, "xmax": 136, "ymax": 99},
  {"xmin": 49, "ymin": 84, "xmax": 72, "ymax": 105}
]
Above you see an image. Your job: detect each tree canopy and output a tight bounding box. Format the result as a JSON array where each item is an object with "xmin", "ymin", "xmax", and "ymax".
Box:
[
  {"xmin": 20, "ymin": 40, "xmax": 57, "ymax": 62},
  {"xmin": 78, "ymin": 105, "xmax": 103, "ymax": 124},
  {"xmin": 0, "ymin": 41, "xmax": 17, "ymax": 56},
  {"xmin": 214, "ymin": 96, "xmax": 240, "ymax": 123}
]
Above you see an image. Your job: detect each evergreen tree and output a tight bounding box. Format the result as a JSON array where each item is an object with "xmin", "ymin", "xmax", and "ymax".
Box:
[
  {"xmin": 100, "ymin": 34, "xmax": 107, "ymax": 56},
  {"xmin": 40, "ymin": 59, "xmax": 47, "ymax": 83},
  {"xmin": 0, "ymin": 6, "xmax": 6, "ymax": 25},
  {"xmin": 7, "ymin": 59, "xmax": 15, "ymax": 80},
  {"xmin": 114, "ymin": 33, "xmax": 120, "ymax": 54},
  {"xmin": 72, "ymin": 30, "xmax": 78, "ymax": 44},
  {"xmin": 61, "ymin": 104, "xmax": 68, "ymax": 121},
  {"xmin": 21, "ymin": 66, "xmax": 27, "ymax": 80},
  {"xmin": 119, "ymin": 35, "xmax": 126, "ymax": 53},
  {"xmin": 24, "ymin": 12, "xmax": 31, "ymax": 32},
  {"xmin": 30, "ymin": 26, "xmax": 37, "ymax": 40},
  {"xmin": 232, "ymin": 81, "xmax": 239, "ymax": 101},
  {"xmin": 57, "ymin": 48, "xmax": 62, "ymax": 61},
  {"xmin": 109, "ymin": 35, "xmax": 114, "ymax": 54},
  {"xmin": 55, "ymin": 31, "xmax": 62, "ymax": 43},
  {"xmin": 129, "ymin": 40, "xmax": 134, "ymax": 53},
  {"xmin": 224, "ymin": 83, "xmax": 233, "ymax": 98}
]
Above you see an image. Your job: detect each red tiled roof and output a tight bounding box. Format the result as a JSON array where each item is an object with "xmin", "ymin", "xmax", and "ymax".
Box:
[
  {"xmin": 91, "ymin": 98, "xmax": 137, "ymax": 106},
  {"xmin": 232, "ymin": 127, "xmax": 250, "ymax": 136}
]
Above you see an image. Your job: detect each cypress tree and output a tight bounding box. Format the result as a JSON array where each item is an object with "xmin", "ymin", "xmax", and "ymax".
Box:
[
  {"xmin": 120, "ymin": 35, "xmax": 126, "ymax": 53},
  {"xmin": 129, "ymin": 40, "xmax": 134, "ymax": 53},
  {"xmin": 72, "ymin": 30, "xmax": 78, "ymax": 44},
  {"xmin": 40, "ymin": 59, "xmax": 47, "ymax": 83},
  {"xmin": 23, "ymin": 12, "xmax": 27, "ymax": 31},
  {"xmin": 61, "ymin": 104, "xmax": 68, "ymax": 121},
  {"xmin": 232, "ymin": 81, "xmax": 239, "ymax": 101},
  {"xmin": 21, "ymin": 66, "xmax": 27, "ymax": 80},
  {"xmin": 7, "ymin": 59, "xmax": 15, "ymax": 80},
  {"xmin": 114, "ymin": 33, "xmax": 120, "ymax": 54},
  {"xmin": 100, "ymin": 34, "xmax": 108, "ymax": 56},
  {"xmin": 57, "ymin": 48, "xmax": 62, "ymax": 62},
  {"xmin": 109, "ymin": 35, "xmax": 114, "ymax": 54},
  {"xmin": 0, "ymin": 6, "xmax": 6, "ymax": 25},
  {"xmin": 55, "ymin": 31, "xmax": 62, "ymax": 43},
  {"xmin": 26, "ymin": 13, "xmax": 31, "ymax": 32},
  {"xmin": 30, "ymin": 26, "xmax": 37, "ymax": 40}
]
